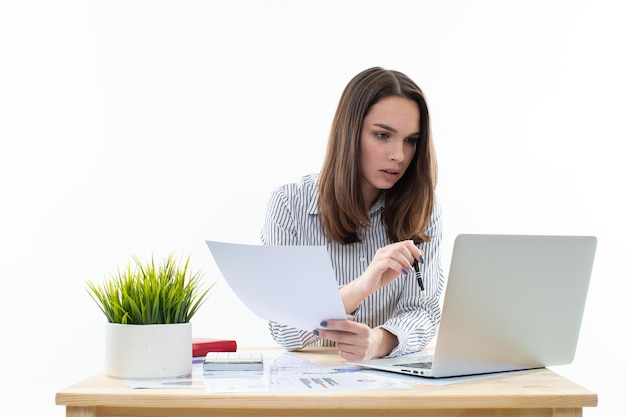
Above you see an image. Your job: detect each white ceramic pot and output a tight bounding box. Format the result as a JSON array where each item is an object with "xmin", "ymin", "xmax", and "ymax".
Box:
[{"xmin": 104, "ymin": 322, "xmax": 192, "ymax": 379}]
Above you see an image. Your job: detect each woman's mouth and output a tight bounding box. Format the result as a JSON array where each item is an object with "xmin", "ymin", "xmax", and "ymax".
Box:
[{"xmin": 380, "ymin": 169, "xmax": 400, "ymax": 180}]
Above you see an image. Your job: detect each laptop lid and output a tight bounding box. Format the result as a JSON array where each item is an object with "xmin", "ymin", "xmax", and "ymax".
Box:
[{"xmin": 349, "ymin": 234, "xmax": 597, "ymax": 378}]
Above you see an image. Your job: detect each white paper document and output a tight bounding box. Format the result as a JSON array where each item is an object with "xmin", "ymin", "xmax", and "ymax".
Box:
[
  {"xmin": 125, "ymin": 350, "xmax": 414, "ymax": 391},
  {"xmin": 205, "ymin": 240, "xmax": 348, "ymax": 331}
]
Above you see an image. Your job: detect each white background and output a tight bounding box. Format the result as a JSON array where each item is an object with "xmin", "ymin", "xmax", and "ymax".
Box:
[{"xmin": 1, "ymin": 1, "xmax": 624, "ymax": 416}]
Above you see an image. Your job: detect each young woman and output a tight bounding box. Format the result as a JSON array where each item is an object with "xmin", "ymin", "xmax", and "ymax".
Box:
[{"xmin": 261, "ymin": 67, "xmax": 444, "ymax": 361}]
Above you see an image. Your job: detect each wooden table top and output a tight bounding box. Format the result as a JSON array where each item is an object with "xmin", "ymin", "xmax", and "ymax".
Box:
[{"xmin": 56, "ymin": 347, "xmax": 598, "ymax": 412}]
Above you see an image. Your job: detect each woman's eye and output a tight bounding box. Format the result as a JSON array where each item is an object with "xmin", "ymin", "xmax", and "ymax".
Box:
[
  {"xmin": 405, "ymin": 136, "xmax": 419, "ymax": 144},
  {"xmin": 375, "ymin": 132, "xmax": 390, "ymax": 140}
]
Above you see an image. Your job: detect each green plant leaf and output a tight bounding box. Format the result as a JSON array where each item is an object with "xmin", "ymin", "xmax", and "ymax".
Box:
[{"xmin": 86, "ymin": 253, "xmax": 214, "ymax": 325}]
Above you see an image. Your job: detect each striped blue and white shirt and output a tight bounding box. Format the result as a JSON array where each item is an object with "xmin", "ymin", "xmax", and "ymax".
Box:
[{"xmin": 260, "ymin": 173, "xmax": 444, "ymax": 357}]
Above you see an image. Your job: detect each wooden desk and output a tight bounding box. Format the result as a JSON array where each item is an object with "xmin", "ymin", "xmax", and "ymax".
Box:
[{"xmin": 56, "ymin": 347, "xmax": 597, "ymax": 417}]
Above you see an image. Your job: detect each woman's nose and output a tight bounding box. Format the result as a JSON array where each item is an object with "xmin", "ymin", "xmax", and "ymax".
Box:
[{"xmin": 389, "ymin": 141, "xmax": 405, "ymax": 162}]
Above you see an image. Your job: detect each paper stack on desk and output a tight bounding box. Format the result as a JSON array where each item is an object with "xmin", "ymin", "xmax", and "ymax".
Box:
[{"xmin": 205, "ymin": 240, "xmax": 348, "ymax": 331}]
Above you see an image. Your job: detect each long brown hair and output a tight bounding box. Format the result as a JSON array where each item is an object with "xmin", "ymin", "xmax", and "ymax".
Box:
[{"xmin": 318, "ymin": 67, "xmax": 437, "ymax": 244}]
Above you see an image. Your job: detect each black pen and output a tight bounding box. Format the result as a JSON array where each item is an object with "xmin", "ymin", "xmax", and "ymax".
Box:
[{"xmin": 414, "ymin": 257, "xmax": 425, "ymax": 293}]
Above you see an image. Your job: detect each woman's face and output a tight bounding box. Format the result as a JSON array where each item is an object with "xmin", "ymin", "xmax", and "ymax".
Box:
[{"xmin": 359, "ymin": 95, "xmax": 420, "ymax": 208}]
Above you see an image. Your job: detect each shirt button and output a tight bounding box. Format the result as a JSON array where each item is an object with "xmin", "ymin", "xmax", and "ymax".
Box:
[{"xmin": 360, "ymin": 257, "xmax": 366, "ymax": 262}]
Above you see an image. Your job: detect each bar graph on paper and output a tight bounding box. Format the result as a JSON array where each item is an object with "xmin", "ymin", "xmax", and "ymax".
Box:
[{"xmin": 299, "ymin": 377, "xmax": 339, "ymax": 389}]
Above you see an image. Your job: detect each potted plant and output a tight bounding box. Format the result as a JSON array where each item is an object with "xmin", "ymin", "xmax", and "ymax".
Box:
[{"xmin": 87, "ymin": 253, "xmax": 213, "ymax": 379}]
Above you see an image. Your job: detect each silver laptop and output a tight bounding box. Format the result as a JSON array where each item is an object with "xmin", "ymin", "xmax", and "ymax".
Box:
[{"xmin": 348, "ymin": 234, "xmax": 597, "ymax": 378}]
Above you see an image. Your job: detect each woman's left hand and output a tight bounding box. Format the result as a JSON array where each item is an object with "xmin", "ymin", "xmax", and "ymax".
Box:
[{"xmin": 314, "ymin": 319, "xmax": 397, "ymax": 360}]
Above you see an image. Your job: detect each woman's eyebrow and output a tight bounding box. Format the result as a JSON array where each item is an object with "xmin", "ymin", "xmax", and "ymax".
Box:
[
  {"xmin": 373, "ymin": 123, "xmax": 397, "ymax": 133},
  {"xmin": 373, "ymin": 123, "xmax": 420, "ymax": 137}
]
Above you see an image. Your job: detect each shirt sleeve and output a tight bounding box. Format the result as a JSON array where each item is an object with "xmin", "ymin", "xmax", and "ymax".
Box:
[
  {"xmin": 380, "ymin": 200, "xmax": 445, "ymax": 357},
  {"xmin": 260, "ymin": 184, "xmax": 298, "ymax": 246}
]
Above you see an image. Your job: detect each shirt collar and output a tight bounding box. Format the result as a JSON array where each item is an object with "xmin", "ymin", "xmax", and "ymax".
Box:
[{"xmin": 369, "ymin": 193, "xmax": 386, "ymax": 215}]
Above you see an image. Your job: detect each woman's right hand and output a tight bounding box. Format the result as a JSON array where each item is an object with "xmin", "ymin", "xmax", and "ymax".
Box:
[{"xmin": 340, "ymin": 240, "xmax": 423, "ymax": 312}]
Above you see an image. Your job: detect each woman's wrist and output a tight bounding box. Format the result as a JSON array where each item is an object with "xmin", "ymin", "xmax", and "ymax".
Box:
[
  {"xmin": 372, "ymin": 327, "xmax": 398, "ymax": 359},
  {"xmin": 339, "ymin": 277, "xmax": 370, "ymax": 314}
]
